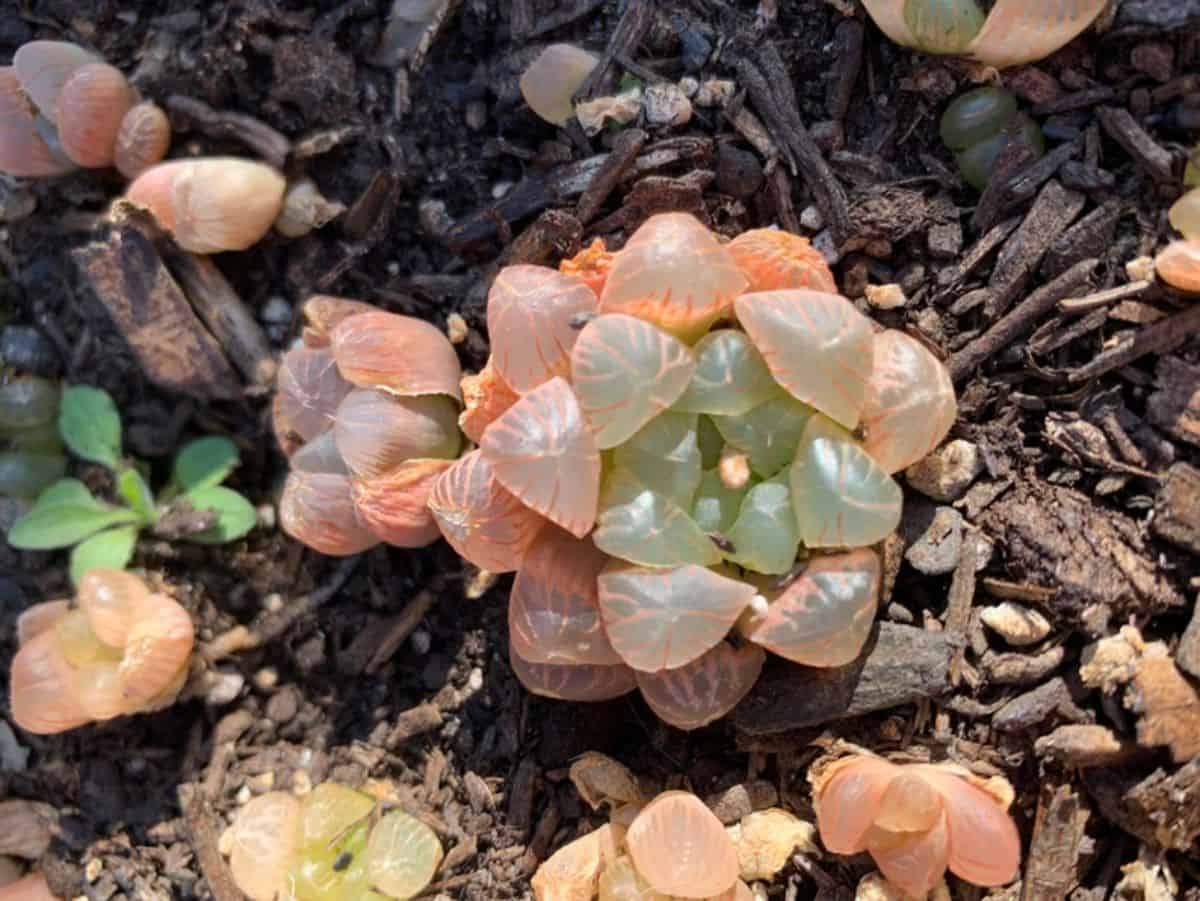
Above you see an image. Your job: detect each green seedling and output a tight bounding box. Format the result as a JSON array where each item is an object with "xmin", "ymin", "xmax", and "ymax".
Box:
[{"xmin": 7, "ymin": 385, "xmax": 256, "ymax": 583}]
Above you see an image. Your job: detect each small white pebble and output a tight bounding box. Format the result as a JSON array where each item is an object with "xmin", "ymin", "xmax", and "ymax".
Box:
[
  {"xmin": 259, "ymin": 296, "xmax": 291, "ymax": 326},
  {"xmin": 410, "ymin": 628, "xmax": 432, "ymax": 655},
  {"xmin": 812, "ymin": 229, "xmax": 841, "ymax": 264},
  {"xmin": 205, "ymin": 670, "xmax": 245, "ymax": 707},
  {"xmin": 1126, "ymin": 255, "xmax": 1156, "ymax": 282},
  {"xmin": 446, "ymin": 312, "xmax": 469, "ymax": 344},
  {"xmin": 800, "ymin": 204, "xmax": 825, "ymax": 231},
  {"xmin": 466, "ymin": 666, "xmax": 484, "ymax": 693},
  {"xmin": 678, "ymin": 76, "xmax": 700, "ymax": 98},
  {"xmin": 695, "ymin": 79, "xmax": 735, "ymax": 108},
  {"xmin": 865, "ymin": 283, "xmax": 907, "ymax": 310},
  {"xmin": 262, "ymin": 592, "xmax": 284, "ymax": 613},
  {"xmin": 84, "ymin": 859, "xmax": 103, "ymax": 883},
  {"xmin": 253, "ymin": 666, "xmax": 279, "ymax": 691},
  {"xmin": 491, "ymin": 181, "xmax": 514, "ymax": 200},
  {"xmin": 980, "ymin": 603, "xmax": 1052, "ymax": 647},
  {"xmin": 235, "ymin": 785, "xmax": 252, "ymax": 805},
  {"xmin": 256, "ymin": 503, "xmax": 276, "ymax": 530},
  {"xmin": 643, "ymin": 82, "xmax": 693, "ymax": 127}
]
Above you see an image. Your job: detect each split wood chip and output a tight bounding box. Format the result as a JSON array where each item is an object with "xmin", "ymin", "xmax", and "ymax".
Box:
[
  {"xmin": 1020, "ymin": 784, "xmax": 1089, "ymax": 901},
  {"xmin": 1152, "ymin": 463, "xmax": 1200, "ymax": 554},
  {"xmin": 1145, "ymin": 356, "xmax": 1200, "ymax": 447}
]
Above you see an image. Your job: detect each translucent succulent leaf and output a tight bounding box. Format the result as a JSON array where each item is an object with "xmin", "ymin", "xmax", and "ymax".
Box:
[
  {"xmin": 726, "ymin": 229, "xmax": 837, "ymax": 294},
  {"xmin": 859, "ymin": 330, "xmax": 957, "ymax": 474},
  {"xmin": 287, "ymin": 821, "xmax": 373, "ymax": 901},
  {"xmin": 939, "ymin": 87, "xmax": 1018, "ymax": 152},
  {"xmin": 859, "ymin": 0, "xmax": 923, "ymax": 48},
  {"xmin": 965, "ymin": 0, "xmax": 1108, "ymax": 69},
  {"xmin": 723, "ymin": 473, "xmax": 800, "ymax": 575},
  {"xmin": 866, "ymin": 811, "xmax": 950, "ymax": 898},
  {"xmin": 734, "ymin": 290, "xmax": 874, "ymax": 429},
  {"xmin": 612, "ymin": 412, "xmax": 702, "ymax": 509},
  {"xmin": 519, "ymin": 44, "xmax": 599, "ymax": 127},
  {"xmin": 635, "ymin": 641, "xmax": 765, "ymax": 732},
  {"xmin": 571, "ymin": 314, "xmax": 696, "ymax": 448},
  {"xmin": 692, "ymin": 469, "xmax": 748, "ymax": 535},
  {"xmin": 230, "ymin": 791, "xmax": 302, "ymax": 901},
  {"xmin": 12, "ymin": 41, "xmax": 97, "ymax": 123},
  {"xmin": 273, "ymin": 346, "xmax": 353, "ymax": 456},
  {"xmin": 712, "ymin": 394, "xmax": 815, "ymax": 479},
  {"xmin": 488, "ymin": 265, "xmax": 598, "ymax": 393},
  {"xmin": 0, "ymin": 67, "xmax": 76, "ymax": 177},
  {"xmin": 16, "ymin": 600, "xmax": 70, "ymax": 646},
  {"xmin": 480, "ymin": 377, "xmax": 601, "ymax": 538},
  {"xmin": 298, "ymin": 782, "xmax": 376, "ymax": 848},
  {"xmin": 9, "ymin": 629, "xmax": 91, "ymax": 734},
  {"xmin": 334, "ymin": 388, "xmax": 461, "ymax": 480},
  {"xmin": 280, "ymin": 470, "xmax": 378, "ymax": 556},
  {"xmin": 673, "ymin": 330, "xmax": 779, "ymax": 416},
  {"xmin": 696, "ymin": 416, "xmax": 724, "ymax": 470},
  {"xmin": 904, "ymin": 0, "xmax": 985, "ymax": 54},
  {"xmin": 789, "ymin": 416, "xmax": 902, "ymax": 548},
  {"xmin": 364, "ymin": 809, "xmax": 444, "ymax": 899},
  {"xmin": 459, "ymin": 358, "xmax": 519, "ymax": 444},
  {"xmin": 290, "ymin": 429, "xmax": 347, "ymax": 475},
  {"xmin": 1156, "ymin": 239, "xmax": 1200, "ymax": 294},
  {"xmin": 1169, "ymin": 188, "xmax": 1200, "ymax": 241},
  {"xmin": 77, "ymin": 569, "xmax": 149, "ymax": 647},
  {"xmin": 54, "ymin": 608, "xmax": 118, "ymax": 668},
  {"xmin": 626, "ymin": 792, "xmax": 740, "ymax": 898},
  {"xmin": 427, "ymin": 450, "xmax": 544, "ymax": 572},
  {"xmin": 811, "ymin": 756, "xmax": 898, "ymax": 854},
  {"xmin": 329, "ymin": 311, "xmax": 462, "ymax": 399},
  {"xmin": 301, "ymin": 295, "xmax": 378, "ymax": 347},
  {"xmin": 910, "ymin": 766, "xmax": 1021, "ymax": 888},
  {"xmin": 0, "ymin": 377, "xmax": 59, "ymax": 430},
  {"xmin": 71, "ymin": 659, "xmax": 125, "ymax": 721},
  {"xmin": 599, "ymin": 855, "xmax": 672, "ymax": 901},
  {"xmin": 351, "ymin": 458, "xmax": 452, "ymax": 548},
  {"xmin": 593, "ymin": 469, "xmax": 721, "ymax": 568},
  {"xmin": 510, "ymin": 647, "xmax": 637, "ymax": 702},
  {"xmin": 117, "ymin": 592, "xmax": 194, "ymax": 711},
  {"xmin": 509, "ymin": 525, "xmax": 621, "ymax": 666},
  {"xmin": 598, "ymin": 563, "xmax": 756, "ymax": 672},
  {"xmin": 874, "ymin": 773, "xmax": 944, "ymax": 833},
  {"xmin": 741, "ymin": 548, "xmax": 880, "ymax": 668},
  {"xmin": 532, "ymin": 823, "xmax": 625, "ymax": 901},
  {"xmin": 600, "ymin": 213, "xmax": 749, "ymax": 341},
  {"xmin": 560, "ymin": 237, "xmax": 614, "ymax": 296}
]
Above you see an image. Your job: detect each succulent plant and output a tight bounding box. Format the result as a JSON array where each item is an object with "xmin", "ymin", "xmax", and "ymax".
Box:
[
  {"xmin": 939, "ymin": 87, "xmax": 1044, "ymax": 191},
  {"xmin": 0, "ymin": 376, "xmax": 67, "ymax": 500},
  {"xmin": 520, "ymin": 43, "xmax": 600, "ymax": 126},
  {"xmin": 860, "ymin": 0, "xmax": 1108, "ymax": 69},
  {"xmin": 227, "ymin": 782, "xmax": 443, "ymax": 901},
  {"xmin": 8, "ymin": 569, "xmax": 194, "ymax": 735},
  {"xmin": 810, "ymin": 753, "xmax": 1021, "ymax": 898},
  {"xmin": 273, "ymin": 297, "xmax": 464, "ymax": 555},
  {"xmin": 1158, "ymin": 188, "xmax": 1200, "ymax": 294},
  {"xmin": 0, "ymin": 41, "xmax": 170, "ymax": 178}
]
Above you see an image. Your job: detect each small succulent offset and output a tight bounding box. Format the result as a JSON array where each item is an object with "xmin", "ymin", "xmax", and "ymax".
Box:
[
  {"xmin": 860, "ymin": 0, "xmax": 1108, "ymax": 68},
  {"xmin": 940, "ymin": 88, "xmax": 1043, "ymax": 191},
  {"xmin": 0, "ymin": 40, "xmax": 170, "ymax": 178},
  {"xmin": 427, "ymin": 214, "xmax": 955, "ymax": 730},
  {"xmin": 9, "ymin": 569, "xmax": 194, "ymax": 735},
  {"xmin": 6, "ymin": 385, "xmax": 256, "ymax": 584},
  {"xmin": 227, "ymin": 782, "xmax": 443, "ymax": 901},
  {"xmin": 1157, "ymin": 187, "xmax": 1200, "ymax": 294},
  {"xmin": 273, "ymin": 296, "xmax": 464, "ymax": 555},
  {"xmin": 811, "ymin": 753, "xmax": 1021, "ymax": 898},
  {"xmin": 0, "ymin": 376, "xmax": 67, "ymax": 500}
]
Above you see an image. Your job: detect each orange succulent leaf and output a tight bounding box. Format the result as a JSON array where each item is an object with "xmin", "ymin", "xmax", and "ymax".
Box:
[
  {"xmin": 509, "ymin": 525, "xmax": 620, "ymax": 667},
  {"xmin": 352, "ymin": 457, "xmax": 453, "ymax": 548},
  {"xmin": 600, "ymin": 213, "xmax": 748, "ymax": 341},
  {"xmin": 559, "ymin": 237, "xmax": 614, "ymax": 296},
  {"xmin": 301, "ymin": 294, "xmax": 377, "ymax": 347},
  {"xmin": 1155, "ymin": 239, "xmax": 1200, "ymax": 294},
  {"xmin": 280, "ymin": 469, "xmax": 378, "ymax": 556},
  {"xmin": 15, "ymin": 600, "xmax": 70, "ymax": 646},
  {"xmin": 9, "ymin": 628, "xmax": 91, "ymax": 734},
  {"xmin": 459, "ymin": 358, "xmax": 519, "ymax": 445},
  {"xmin": 965, "ymin": 0, "xmax": 1109, "ymax": 69},
  {"xmin": 329, "ymin": 311, "xmax": 462, "ymax": 400},
  {"xmin": 727, "ymin": 228, "xmax": 837, "ymax": 294},
  {"xmin": 509, "ymin": 646, "xmax": 637, "ymax": 702},
  {"xmin": 0, "ymin": 873, "xmax": 60, "ymax": 901},
  {"xmin": 273, "ymin": 346, "xmax": 352, "ymax": 457},
  {"xmin": 479, "ymin": 377, "xmax": 601, "ymax": 538},
  {"xmin": 487, "ymin": 265, "xmax": 597, "ymax": 394},
  {"xmin": 626, "ymin": 791, "xmax": 740, "ymax": 897},
  {"xmin": 634, "ymin": 640, "xmax": 765, "ymax": 732}
]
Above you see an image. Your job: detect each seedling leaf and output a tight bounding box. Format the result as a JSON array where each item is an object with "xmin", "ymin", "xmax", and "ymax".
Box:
[
  {"xmin": 69, "ymin": 525, "xmax": 139, "ymax": 585},
  {"xmin": 58, "ymin": 386, "xmax": 122, "ymax": 469},
  {"xmin": 172, "ymin": 436, "xmax": 240, "ymax": 493},
  {"xmin": 184, "ymin": 485, "xmax": 256, "ymax": 544},
  {"xmin": 8, "ymin": 479, "xmax": 140, "ymax": 549},
  {"xmin": 117, "ymin": 468, "xmax": 157, "ymax": 524}
]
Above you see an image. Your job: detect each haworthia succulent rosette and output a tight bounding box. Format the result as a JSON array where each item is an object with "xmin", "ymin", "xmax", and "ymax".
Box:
[
  {"xmin": 673, "ymin": 330, "xmax": 779, "ymax": 416},
  {"xmin": 593, "ymin": 468, "xmax": 721, "ymax": 568},
  {"xmin": 611, "ymin": 411, "xmax": 702, "ymax": 510}
]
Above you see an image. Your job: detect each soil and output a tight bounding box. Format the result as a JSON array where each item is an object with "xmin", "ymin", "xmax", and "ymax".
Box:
[{"xmin": 1, "ymin": 1, "xmax": 1199, "ymax": 899}]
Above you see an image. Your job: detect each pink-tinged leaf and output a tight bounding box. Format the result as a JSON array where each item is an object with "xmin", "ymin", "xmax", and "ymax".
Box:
[
  {"xmin": 12, "ymin": 41, "xmax": 96, "ymax": 123},
  {"xmin": 301, "ymin": 295, "xmax": 377, "ymax": 347},
  {"xmin": 866, "ymin": 810, "xmax": 951, "ymax": 899},
  {"xmin": 510, "ymin": 646, "xmax": 637, "ymax": 702},
  {"xmin": 480, "ymin": 377, "xmax": 600, "ymax": 538},
  {"xmin": 0, "ymin": 67, "xmax": 75, "ymax": 177},
  {"xmin": 600, "ymin": 213, "xmax": 749, "ymax": 341},
  {"xmin": 330, "ymin": 311, "xmax": 462, "ymax": 399},
  {"xmin": 117, "ymin": 592, "xmax": 195, "ymax": 711},
  {"xmin": 727, "ymin": 228, "xmax": 837, "ymax": 294},
  {"xmin": 812, "ymin": 755, "xmax": 897, "ymax": 854},
  {"xmin": 333, "ymin": 388, "xmax": 461, "ymax": 480},
  {"xmin": 426, "ymin": 450, "xmax": 544, "ymax": 572},
  {"xmin": 459, "ymin": 359, "xmax": 519, "ymax": 444},
  {"xmin": 734, "ymin": 290, "xmax": 874, "ymax": 429},
  {"xmin": 570, "ymin": 313, "xmax": 696, "ymax": 448},
  {"xmin": 279, "ymin": 470, "xmax": 377, "ymax": 556},
  {"xmin": 16, "ymin": 600, "xmax": 70, "ymax": 646},
  {"xmin": 272, "ymin": 346, "xmax": 352, "ymax": 456},
  {"xmin": 912, "ymin": 766, "xmax": 1021, "ymax": 887},
  {"xmin": 741, "ymin": 549, "xmax": 880, "ymax": 667},
  {"xmin": 598, "ymin": 563, "xmax": 757, "ymax": 672},
  {"xmin": 860, "ymin": 330, "xmax": 956, "ymax": 474},
  {"xmin": 487, "ymin": 265, "xmax": 597, "ymax": 393},
  {"xmin": 874, "ymin": 772, "xmax": 945, "ymax": 833},
  {"xmin": 626, "ymin": 791, "xmax": 740, "ymax": 898},
  {"xmin": 509, "ymin": 525, "xmax": 620, "ymax": 666},
  {"xmin": 77, "ymin": 569, "xmax": 150, "ymax": 647},
  {"xmin": 351, "ymin": 458, "xmax": 454, "ymax": 548},
  {"xmin": 635, "ymin": 641, "xmax": 765, "ymax": 731},
  {"xmin": 966, "ymin": 0, "xmax": 1108, "ymax": 69},
  {"xmin": 9, "ymin": 629, "xmax": 90, "ymax": 734}
]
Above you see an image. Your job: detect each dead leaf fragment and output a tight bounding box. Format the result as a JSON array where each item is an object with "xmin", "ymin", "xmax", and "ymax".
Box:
[
  {"xmin": 1128, "ymin": 656, "xmax": 1200, "ymax": 762},
  {"xmin": 531, "ymin": 823, "xmax": 625, "ymax": 901},
  {"xmin": 569, "ymin": 752, "xmax": 644, "ymax": 811},
  {"xmin": 726, "ymin": 808, "xmax": 817, "ymax": 882},
  {"xmin": 856, "ymin": 872, "xmax": 950, "ymax": 901}
]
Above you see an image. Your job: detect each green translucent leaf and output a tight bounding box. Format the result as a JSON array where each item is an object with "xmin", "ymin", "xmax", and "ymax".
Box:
[
  {"xmin": 611, "ymin": 411, "xmax": 701, "ymax": 509},
  {"xmin": 288, "ymin": 822, "xmax": 373, "ymax": 901},
  {"xmin": 789, "ymin": 415, "xmax": 902, "ymax": 548},
  {"xmin": 724, "ymin": 472, "xmax": 800, "ymax": 575},
  {"xmin": 364, "ymin": 810, "xmax": 443, "ymax": 900},
  {"xmin": 184, "ymin": 485, "xmax": 256, "ymax": 544},
  {"xmin": 673, "ymin": 329, "xmax": 779, "ymax": 415},
  {"xmin": 0, "ymin": 378, "xmax": 59, "ymax": 431},
  {"xmin": 593, "ymin": 469, "xmax": 721, "ymax": 568},
  {"xmin": 69, "ymin": 524, "xmax": 138, "ymax": 585},
  {"xmin": 5, "ymin": 420, "xmax": 63, "ymax": 453},
  {"xmin": 117, "ymin": 468, "xmax": 157, "ymax": 523},
  {"xmin": 58, "ymin": 385, "xmax": 122, "ymax": 469},
  {"xmin": 696, "ymin": 415, "xmax": 724, "ymax": 470},
  {"xmin": 0, "ymin": 451, "xmax": 67, "ymax": 499},
  {"xmin": 692, "ymin": 468, "xmax": 748, "ymax": 534},
  {"xmin": 905, "ymin": 0, "xmax": 985, "ymax": 54},
  {"xmin": 713, "ymin": 393, "xmax": 815, "ymax": 478},
  {"xmin": 173, "ymin": 436, "xmax": 240, "ymax": 493},
  {"xmin": 7, "ymin": 479, "xmax": 139, "ymax": 549}
]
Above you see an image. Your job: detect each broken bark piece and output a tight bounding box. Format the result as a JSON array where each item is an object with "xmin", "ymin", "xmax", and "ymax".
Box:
[
  {"xmin": 1145, "ymin": 356, "xmax": 1200, "ymax": 447},
  {"xmin": 1151, "ymin": 464, "xmax": 1200, "ymax": 555},
  {"xmin": 982, "ymin": 647, "xmax": 1065, "ymax": 686},
  {"xmin": 1095, "ymin": 107, "xmax": 1175, "ymax": 183},
  {"xmin": 1041, "ymin": 201, "xmax": 1122, "ymax": 280},
  {"xmin": 1068, "ymin": 303, "xmax": 1200, "ymax": 384},
  {"xmin": 1083, "ymin": 761, "xmax": 1200, "ymax": 851},
  {"xmin": 1034, "ymin": 724, "xmax": 1138, "ymax": 768},
  {"xmin": 992, "ymin": 677, "xmax": 1091, "ymax": 732},
  {"xmin": 1115, "ymin": 0, "xmax": 1200, "ymax": 31},
  {"xmin": 72, "ymin": 204, "xmax": 241, "ymax": 401},
  {"xmin": 166, "ymin": 95, "xmax": 291, "ymax": 170},
  {"xmin": 575, "ymin": 127, "xmax": 646, "ymax": 224},
  {"xmin": 1020, "ymin": 784, "xmax": 1089, "ymax": 901},
  {"xmin": 977, "ymin": 480, "xmax": 1185, "ymax": 623},
  {"xmin": 1128, "ymin": 656, "xmax": 1200, "ymax": 762},
  {"xmin": 733, "ymin": 623, "xmax": 952, "ymax": 736}
]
